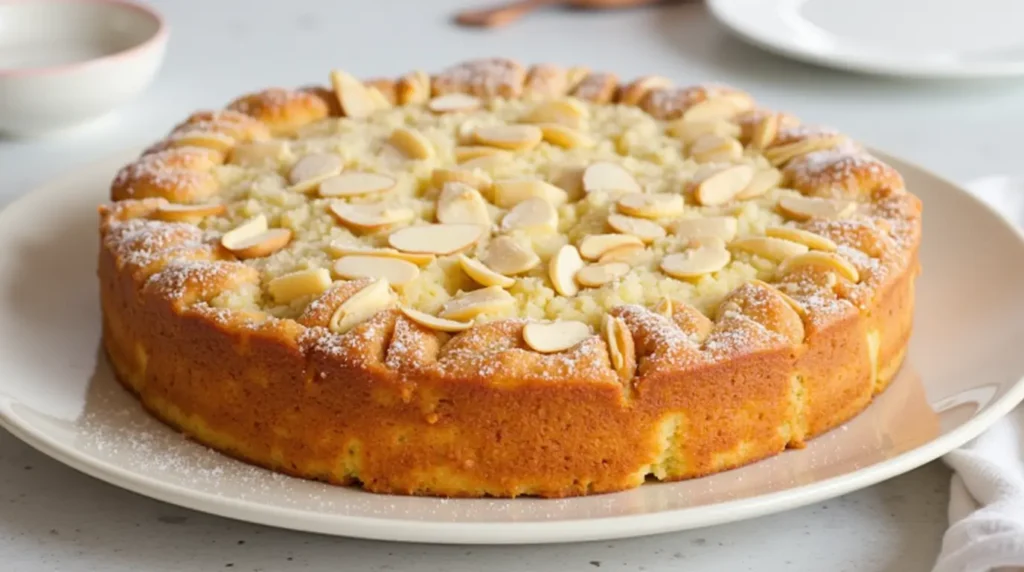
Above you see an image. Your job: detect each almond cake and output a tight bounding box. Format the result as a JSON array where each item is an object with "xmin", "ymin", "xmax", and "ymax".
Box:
[{"xmin": 98, "ymin": 58, "xmax": 922, "ymax": 498}]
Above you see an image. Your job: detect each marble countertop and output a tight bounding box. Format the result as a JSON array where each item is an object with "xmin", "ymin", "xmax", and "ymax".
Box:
[{"xmin": 3, "ymin": 0, "xmax": 1022, "ymax": 569}]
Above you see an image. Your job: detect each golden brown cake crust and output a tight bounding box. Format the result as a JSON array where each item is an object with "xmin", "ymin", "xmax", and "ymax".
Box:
[{"xmin": 98, "ymin": 58, "xmax": 922, "ymax": 498}]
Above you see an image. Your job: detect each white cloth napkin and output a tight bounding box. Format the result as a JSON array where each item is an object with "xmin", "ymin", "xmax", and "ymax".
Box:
[{"xmin": 932, "ymin": 177, "xmax": 1024, "ymax": 572}]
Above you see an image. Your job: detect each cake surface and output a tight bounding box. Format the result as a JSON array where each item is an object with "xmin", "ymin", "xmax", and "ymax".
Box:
[{"xmin": 98, "ymin": 58, "xmax": 922, "ymax": 498}]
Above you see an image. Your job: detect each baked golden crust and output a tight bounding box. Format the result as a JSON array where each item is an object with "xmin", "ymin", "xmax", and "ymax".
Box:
[{"xmin": 97, "ymin": 58, "xmax": 922, "ymax": 498}]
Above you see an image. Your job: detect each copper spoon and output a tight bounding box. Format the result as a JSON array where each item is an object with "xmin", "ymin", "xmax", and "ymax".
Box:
[{"xmin": 455, "ymin": 0, "xmax": 670, "ymax": 29}]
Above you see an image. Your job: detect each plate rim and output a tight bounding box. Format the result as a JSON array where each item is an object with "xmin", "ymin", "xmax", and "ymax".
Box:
[
  {"xmin": 2, "ymin": 149, "xmax": 1024, "ymax": 545},
  {"xmin": 706, "ymin": 0, "xmax": 1024, "ymax": 79}
]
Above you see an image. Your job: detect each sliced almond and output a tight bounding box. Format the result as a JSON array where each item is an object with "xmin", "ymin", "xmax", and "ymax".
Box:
[
  {"xmin": 389, "ymin": 127, "xmax": 434, "ymax": 160},
  {"xmin": 400, "ymin": 306, "xmax": 473, "ymax": 332},
  {"xmin": 327, "ymin": 244, "xmax": 434, "ymax": 266},
  {"xmin": 427, "ymin": 93, "xmax": 482, "ymax": 114},
  {"xmin": 388, "ymin": 224, "xmax": 484, "ymax": 255},
  {"xmin": 598, "ymin": 243, "xmax": 645, "ymax": 264},
  {"xmin": 549, "ymin": 244, "xmax": 586, "ymax": 296},
  {"xmin": 778, "ymin": 195, "xmax": 856, "ymax": 221},
  {"xmin": 730, "ymin": 236, "xmax": 809, "ymax": 261},
  {"xmin": 458, "ymin": 254, "xmax": 516, "ymax": 288},
  {"xmin": 765, "ymin": 226, "xmax": 838, "ymax": 251},
  {"xmin": 288, "ymin": 153, "xmax": 343, "ymax": 192},
  {"xmin": 750, "ymin": 113, "xmax": 780, "ymax": 150},
  {"xmin": 153, "ymin": 203, "xmax": 226, "ymax": 222},
  {"xmin": 328, "ymin": 278, "xmax": 395, "ymax": 334},
  {"xmin": 671, "ymin": 216, "xmax": 738, "ymax": 242},
  {"xmin": 616, "ymin": 193, "xmax": 685, "ymax": 219},
  {"xmin": 765, "ymin": 135, "xmax": 845, "ymax": 166},
  {"xmin": 666, "ymin": 118, "xmax": 740, "ymax": 144},
  {"xmin": 779, "ymin": 251, "xmax": 860, "ymax": 283},
  {"xmin": 693, "ymin": 165, "xmax": 754, "ymax": 206},
  {"xmin": 523, "ymin": 321, "xmax": 592, "ymax": 353},
  {"xmin": 618, "ymin": 75, "xmax": 673, "ymax": 106},
  {"xmin": 436, "ymin": 182, "xmax": 491, "ymax": 226},
  {"xmin": 575, "ymin": 262, "xmax": 630, "ymax": 288},
  {"xmin": 681, "ymin": 97, "xmax": 742, "ymax": 124},
  {"xmin": 319, "ymin": 172, "xmax": 396, "ymax": 198},
  {"xmin": 538, "ymin": 123, "xmax": 591, "ymax": 149},
  {"xmin": 459, "ymin": 153, "xmax": 512, "ymax": 172},
  {"xmin": 229, "ymin": 141, "xmax": 286, "ymax": 167},
  {"xmin": 330, "ymin": 202, "xmax": 415, "ymax": 231},
  {"xmin": 492, "ymin": 178, "xmax": 568, "ymax": 208},
  {"xmin": 689, "ymin": 133, "xmax": 743, "ymax": 163},
  {"xmin": 454, "ymin": 145, "xmax": 507, "ymax": 163},
  {"xmin": 366, "ymin": 86, "xmax": 392, "ymax": 110},
  {"xmin": 431, "ymin": 167, "xmax": 492, "ymax": 191},
  {"xmin": 333, "ymin": 255, "xmax": 420, "ymax": 287},
  {"xmin": 578, "ymin": 233, "xmax": 644, "ymax": 260},
  {"xmin": 482, "ymin": 236, "xmax": 540, "ymax": 276},
  {"xmin": 604, "ymin": 315, "xmax": 636, "ymax": 382},
  {"xmin": 220, "ymin": 213, "xmax": 267, "ymax": 247},
  {"xmin": 654, "ymin": 296, "xmax": 673, "ymax": 319},
  {"xmin": 500, "ymin": 196, "xmax": 558, "ymax": 234},
  {"xmin": 268, "ymin": 268, "xmax": 333, "ymax": 304},
  {"xmin": 582, "ymin": 162, "xmax": 642, "ymax": 194},
  {"xmin": 735, "ymin": 168, "xmax": 783, "ymax": 200},
  {"xmin": 660, "ymin": 242, "xmax": 731, "ymax": 279},
  {"xmin": 439, "ymin": 286, "xmax": 516, "ymax": 321},
  {"xmin": 473, "ymin": 124, "xmax": 543, "ymax": 151},
  {"xmin": 520, "ymin": 99, "xmax": 588, "ymax": 128},
  {"xmin": 606, "ymin": 214, "xmax": 666, "ymax": 244},
  {"xmin": 222, "ymin": 217, "xmax": 293, "ymax": 259},
  {"xmin": 330, "ymin": 69, "xmax": 377, "ymax": 119}
]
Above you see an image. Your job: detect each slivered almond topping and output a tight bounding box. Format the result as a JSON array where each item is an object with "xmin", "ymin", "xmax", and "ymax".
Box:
[
  {"xmin": 538, "ymin": 123, "xmax": 591, "ymax": 149},
  {"xmin": 400, "ymin": 306, "xmax": 473, "ymax": 332},
  {"xmin": 660, "ymin": 242, "xmax": 731, "ymax": 279},
  {"xmin": 431, "ymin": 167, "xmax": 492, "ymax": 191},
  {"xmin": 436, "ymin": 183, "xmax": 491, "ymax": 226},
  {"xmin": 549, "ymin": 244, "xmax": 586, "ymax": 296},
  {"xmin": 654, "ymin": 296, "xmax": 673, "ymax": 318},
  {"xmin": 482, "ymin": 236, "xmax": 540, "ymax": 275},
  {"xmin": 366, "ymin": 86, "xmax": 392, "ymax": 110},
  {"xmin": 268, "ymin": 268, "xmax": 333, "ymax": 304},
  {"xmin": 329, "ymin": 278, "xmax": 395, "ymax": 334},
  {"xmin": 332, "ymin": 255, "xmax": 420, "ymax": 287},
  {"xmin": 439, "ymin": 286, "xmax": 516, "ymax": 321},
  {"xmin": 153, "ymin": 203, "xmax": 226, "ymax": 222},
  {"xmin": 500, "ymin": 196, "xmax": 558, "ymax": 233},
  {"xmin": 221, "ymin": 215, "xmax": 292, "ymax": 259},
  {"xmin": 765, "ymin": 226, "xmax": 838, "ymax": 251},
  {"xmin": 749, "ymin": 279, "xmax": 806, "ymax": 317},
  {"xmin": 454, "ymin": 145, "xmax": 508, "ymax": 163},
  {"xmin": 606, "ymin": 214, "xmax": 666, "ymax": 244},
  {"xmin": 619, "ymin": 75, "xmax": 672, "ymax": 106},
  {"xmin": 319, "ymin": 172, "xmax": 396, "ymax": 198},
  {"xmin": 229, "ymin": 141, "xmax": 286, "ymax": 167},
  {"xmin": 389, "ymin": 127, "xmax": 434, "ymax": 160},
  {"xmin": 765, "ymin": 135, "xmax": 845, "ymax": 166},
  {"xmin": 671, "ymin": 216, "xmax": 738, "ymax": 242},
  {"xmin": 681, "ymin": 96, "xmax": 743, "ymax": 124},
  {"xmin": 473, "ymin": 124, "xmax": 543, "ymax": 151},
  {"xmin": 328, "ymin": 244, "xmax": 434, "ymax": 266},
  {"xmin": 730, "ymin": 236, "xmax": 809, "ymax": 261},
  {"xmin": 521, "ymin": 99, "xmax": 588, "ymax": 127},
  {"xmin": 427, "ymin": 93, "xmax": 482, "ymax": 114},
  {"xmin": 688, "ymin": 133, "xmax": 743, "ymax": 163},
  {"xmin": 693, "ymin": 165, "xmax": 754, "ymax": 206},
  {"xmin": 736, "ymin": 168, "xmax": 782, "ymax": 200},
  {"xmin": 582, "ymin": 162, "xmax": 642, "ymax": 194},
  {"xmin": 330, "ymin": 202, "xmax": 415, "ymax": 231},
  {"xmin": 492, "ymin": 178, "xmax": 568, "ymax": 208},
  {"xmin": 666, "ymin": 118, "xmax": 740, "ymax": 144},
  {"xmin": 598, "ymin": 243, "xmax": 645, "ymax": 264},
  {"xmin": 575, "ymin": 262, "xmax": 630, "ymax": 288},
  {"xmin": 603, "ymin": 315, "xmax": 636, "ymax": 382},
  {"xmin": 578, "ymin": 234, "xmax": 644, "ymax": 260},
  {"xmin": 780, "ymin": 251, "xmax": 861, "ymax": 283},
  {"xmin": 778, "ymin": 195, "xmax": 856, "ymax": 221},
  {"xmin": 750, "ymin": 113, "xmax": 780, "ymax": 150},
  {"xmin": 460, "ymin": 153, "xmax": 511, "ymax": 172},
  {"xmin": 616, "ymin": 193, "xmax": 685, "ymax": 219},
  {"xmin": 523, "ymin": 321, "xmax": 592, "ymax": 353},
  {"xmin": 288, "ymin": 153, "xmax": 343, "ymax": 192},
  {"xmin": 388, "ymin": 224, "xmax": 484, "ymax": 255},
  {"xmin": 330, "ymin": 69, "xmax": 377, "ymax": 119},
  {"xmin": 459, "ymin": 254, "xmax": 516, "ymax": 288}
]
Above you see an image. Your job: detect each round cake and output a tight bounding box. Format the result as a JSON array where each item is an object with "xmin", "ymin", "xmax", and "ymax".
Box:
[{"xmin": 98, "ymin": 58, "xmax": 922, "ymax": 498}]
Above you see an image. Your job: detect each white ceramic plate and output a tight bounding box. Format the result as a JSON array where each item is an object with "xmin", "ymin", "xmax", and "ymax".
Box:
[
  {"xmin": 707, "ymin": 0, "xmax": 1024, "ymax": 79},
  {"xmin": 1, "ymin": 150, "xmax": 1024, "ymax": 545}
]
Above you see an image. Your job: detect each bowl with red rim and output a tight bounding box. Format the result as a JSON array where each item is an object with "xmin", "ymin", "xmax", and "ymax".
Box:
[{"xmin": 0, "ymin": 0, "xmax": 168, "ymax": 137}]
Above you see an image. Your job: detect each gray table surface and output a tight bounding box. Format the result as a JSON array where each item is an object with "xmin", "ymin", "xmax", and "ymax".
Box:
[{"xmin": 4, "ymin": 0, "xmax": 1023, "ymax": 569}]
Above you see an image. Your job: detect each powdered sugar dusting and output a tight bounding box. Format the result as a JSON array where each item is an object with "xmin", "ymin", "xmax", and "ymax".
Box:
[
  {"xmin": 105, "ymin": 218, "xmax": 206, "ymax": 269},
  {"xmin": 146, "ymin": 259, "xmax": 233, "ymax": 301}
]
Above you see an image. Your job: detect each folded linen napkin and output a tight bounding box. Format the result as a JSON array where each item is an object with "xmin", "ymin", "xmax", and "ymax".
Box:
[{"xmin": 932, "ymin": 177, "xmax": 1024, "ymax": 572}]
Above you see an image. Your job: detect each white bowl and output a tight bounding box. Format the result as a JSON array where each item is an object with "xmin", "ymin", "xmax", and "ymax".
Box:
[{"xmin": 0, "ymin": 0, "xmax": 168, "ymax": 137}]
